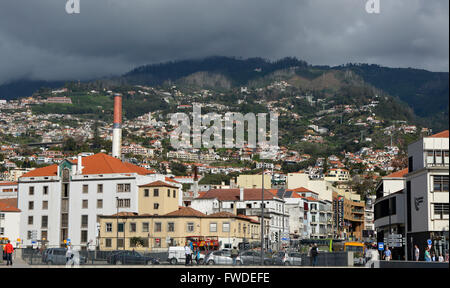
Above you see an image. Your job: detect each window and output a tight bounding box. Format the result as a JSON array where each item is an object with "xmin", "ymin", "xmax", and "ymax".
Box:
[
  {"xmin": 81, "ymin": 215, "xmax": 88, "ymax": 228},
  {"xmin": 43, "ymin": 186, "xmax": 48, "ymax": 195},
  {"xmin": 222, "ymin": 222, "xmax": 230, "ymax": 232},
  {"xmin": 144, "ymin": 189, "xmax": 149, "ymax": 197},
  {"xmin": 97, "ymin": 199, "xmax": 103, "ymax": 209},
  {"xmin": 168, "ymin": 222, "xmax": 175, "ymax": 232},
  {"xmin": 0, "ymin": 228, "xmax": 4, "ymax": 236},
  {"xmin": 106, "ymin": 223, "xmax": 112, "ymax": 232},
  {"xmin": 82, "ymin": 200, "xmax": 88, "ymax": 209},
  {"xmin": 142, "ymin": 222, "xmax": 149, "ymax": 233},
  {"xmin": 117, "ymin": 239, "xmax": 124, "ymax": 248},
  {"xmin": 41, "ymin": 216, "xmax": 48, "ymax": 228},
  {"xmin": 187, "ymin": 222, "xmax": 194, "ymax": 233},
  {"xmin": 118, "ymin": 223, "xmax": 124, "ymax": 232},
  {"xmin": 173, "ymin": 190, "xmax": 176, "ymax": 198},
  {"xmin": 155, "ymin": 222, "xmax": 162, "ymax": 232},
  {"xmin": 83, "ymin": 185, "xmax": 89, "ymax": 194},
  {"xmin": 105, "ymin": 238, "xmax": 112, "ymax": 247},
  {"xmin": 28, "ymin": 216, "xmax": 33, "ymax": 225},
  {"xmin": 408, "ymin": 157, "xmax": 413, "ymax": 173},
  {"xmin": 117, "ymin": 198, "xmax": 131, "ymax": 208},
  {"xmin": 28, "ymin": 201, "xmax": 34, "ymax": 210},
  {"xmin": 117, "ymin": 183, "xmax": 131, "ymax": 193},
  {"xmin": 153, "ymin": 189, "xmax": 159, "ymax": 197},
  {"xmin": 210, "ymin": 223, "xmax": 217, "ymax": 233},
  {"xmin": 434, "ymin": 203, "xmax": 449, "ymax": 219},
  {"xmin": 97, "ymin": 184, "xmax": 103, "ymax": 193},
  {"xmin": 27, "ymin": 231, "xmax": 32, "ymax": 240},
  {"xmin": 168, "ymin": 190, "xmax": 170, "ymax": 197},
  {"xmin": 433, "ymin": 176, "xmax": 449, "ymax": 192},
  {"xmin": 29, "ymin": 186, "xmax": 34, "ymax": 195},
  {"xmin": 130, "ymin": 222, "xmax": 136, "ymax": 233},
  {"xmin": 0, "ymin": 213, "xmax": 4, "ymax": 220},
  {"xmin": 42, "ymin": 201, "xmax": 48, "ymax": 210},
  {"xmin": 154, "ymin": 203, "xmax": 159, "ymax": 210},
  {"xmin": 81, "ymin": 230, "xmax": 88, "ymax": 243}
]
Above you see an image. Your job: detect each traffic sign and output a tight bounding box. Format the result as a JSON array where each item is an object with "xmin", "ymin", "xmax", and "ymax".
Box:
[
  {"xmin": 427, "ymin": 239, "xmax": 432, "ymax": 245},
  {"xmin": 388, "ymin": 234, "xmax": 403, "ymax": 239},
  {"xmin": 281, "ymin": 237, "xmax": 290, "ymax": 241},
  {"xmin": 378, "ymin": 242, "xmax": 384, "ymax": 251}
]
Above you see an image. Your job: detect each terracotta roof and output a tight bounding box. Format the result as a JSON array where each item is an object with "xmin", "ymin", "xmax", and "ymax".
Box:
[
  {"xmin": 0, "ymin": 198, "xmax": 20, "ymax": 212},
  {"xmin": 290, "ymin": 187, "xmax": 313, "ymax": 193},
  {"xmin": 383, "ymin": 168, "xmax": 409, "ymax": 179},
  {"xmin": 21, "ymin": 153, "xmax": 155, "ymax": 178},
  {"xmin": 164, "ymin": 206, "xmax": 207, "ymax": 217},
  {"xmin": 429, "ymin": 130, "xmax": 449, "ymax": 138},
  {"xmin": 139, "ymin": 181, "xmax": 178, "ymax": 189},
  {"xmin": 198, "ymin": 189, "xmax": 276, "ymax": 201},
  {"xmin": 165, "ymin": 177, "xmax": 181, "ymax": 184},
  {"xmin": 208, "ymin": 211, "xmax": 235, "ymax": 218},
  {"xmin": 0, "ymin": 182, "xmax": 18, "ymax": 186}
]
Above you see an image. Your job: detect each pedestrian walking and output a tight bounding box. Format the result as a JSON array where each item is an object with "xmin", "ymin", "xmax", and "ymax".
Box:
[
  {"xmin": 184, "ymin": 243, "xmax": 192, "ymax": 266},
  {"xmin": 66, "ymin": 243, "xmax": 74, "ymax": 264},
  {"xmin": 231, "ymin": 246, "xmax": 239, "ymax": 266},
  {"xmin": 3, "ymin": 240, "xmax": 14, "ymax": 266},
  {"xmin": 311, "ymin": 244, "xmax": 319, "ymax": 266},
  {"xmin": 414, "ymin": 245, "xmax": 420, "ymax": 261},
  {"xmin": 438, "ymin": 253, "xmax": 444, "ymax": 262},
  {"xmin": 424, "ymin": 246, "xmax": 431, "ymax": 262},
  {"xmin": 308, "ymin": 244, "xmax": 313, "ymax": 266},
  {"xmin": 383, "ymin": 246, "xmax": 391, "ymax": 261}
]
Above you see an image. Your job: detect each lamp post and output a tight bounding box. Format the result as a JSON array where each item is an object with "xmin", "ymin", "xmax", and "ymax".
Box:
[
  {"xmin": 261, "ymin": 167, "xmax": 265, "ymax": 266},
  {"xmin": 116, "ymin": 197, "xmax": 119, "ymax": 250}
]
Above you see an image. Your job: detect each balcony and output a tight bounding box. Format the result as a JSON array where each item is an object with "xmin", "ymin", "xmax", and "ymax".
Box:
[{"xmin": 245, "ymin": 208, "xmax": 270, "ymax": 217}]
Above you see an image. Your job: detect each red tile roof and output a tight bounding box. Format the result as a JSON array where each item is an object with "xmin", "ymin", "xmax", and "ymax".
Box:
[
  {"xmin": 383, "ymin": 168, "xmax": 409, "ymax": 179},
  {"xmin": 429, "ymin": 130, "xmax": 449, "ymax": 138},
  {"xmin": 21, "ymin": 153, "xmax": 155, "ymax": 178},
  {"xmin": 0, "ymin": 198, "xmax": 20, "ymax": 212},
  {"xmin": 139, "ymin": 181, "xmax": 179, "ymax": 189},
  {"xmin": 164, "ymin": 206, "xmax": 207, "ymax": 217},
  {"xmin": 198, "ymin": 189, "xmax": 276, "ymax": 201},
  {"xmin": 0, "ymin": 182, "xmax": 18, "ymax": 186}
]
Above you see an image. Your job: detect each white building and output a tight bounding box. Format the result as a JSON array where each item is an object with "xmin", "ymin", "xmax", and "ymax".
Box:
[
  {"xmin": 0, "ymin": 182, "xmax": 18, "ymax": 199},
  {"xmin": 405, "ymin": 130, "xmax": 449, "ymax": 260},
  {"xmin": 191, "ymin": 188, "xmax": 288, "ymax": 250},
  {"xmin": 17, "ymin": 153, "xmax": 182, "ymax": 249},
  {"xmin": 0, "ymin": 198, "xmax": 21, "ymax": 247}
]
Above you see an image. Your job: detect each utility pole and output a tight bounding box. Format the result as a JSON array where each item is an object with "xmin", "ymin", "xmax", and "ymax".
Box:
[
  {"xmin": 116, "ymin": 197, "xmax": 119, "ymax": 250},
  {"xmin": 261, "ymin": 166, "xmax": 265, "ymax": 266}
]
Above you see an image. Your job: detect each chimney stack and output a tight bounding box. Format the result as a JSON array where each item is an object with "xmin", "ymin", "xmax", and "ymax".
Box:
[
  {"xmin": 77, "ymin": 155, "xmax": 83, "ymax": 174},
  {"xmin": 112, "ymin": 93, "xmax": 123, "ymax": 158},
  {"xmin": 240, "ymin": 188, "xmax": 244, "ymax": 202}
]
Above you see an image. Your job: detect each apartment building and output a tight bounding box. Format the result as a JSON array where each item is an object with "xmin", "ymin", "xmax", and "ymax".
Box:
[
  {"xmin": 17, "ymin": 153, "xmax": 181, "ymax": 249},
  {"xmin": 0, "ymin": 182, "xmax": 18, "ymax": 199},
  {"xmin": 98, "ymin": 207, "xmax": 260, "ymax": 251},
  {"xmin": 0, "ymin": 198, "xmax": 21, "ymax": 246},
  {"xmin": 405, "ymin": 130, "xmax": 449, "ymax": 260},
  {"xmin": 191, "ymin": 188, "xmax": 288, "ymax": 250},
  {"xmin": 236, "ymin": 174, "xmax": 272, "ymax": 189}
]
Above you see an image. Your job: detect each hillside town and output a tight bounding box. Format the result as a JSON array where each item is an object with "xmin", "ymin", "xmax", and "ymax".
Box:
[{"xmin": 0, "ymin": 85, "xmax": 448, "ymax": 266}]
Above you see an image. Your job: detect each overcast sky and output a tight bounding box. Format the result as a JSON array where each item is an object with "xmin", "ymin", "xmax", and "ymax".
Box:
[{"xmin": 0, "ymin": 0, "xmax": 448, "ymax": 85}]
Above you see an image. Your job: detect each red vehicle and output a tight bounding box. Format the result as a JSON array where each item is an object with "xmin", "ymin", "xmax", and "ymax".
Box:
[{"xmin": 186, "ymin": 236, "xmax": 219, "ymax": 251}]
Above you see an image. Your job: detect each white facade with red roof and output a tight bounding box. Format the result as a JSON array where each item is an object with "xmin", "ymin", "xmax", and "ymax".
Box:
[
  {"xmin": 17, "ymin": 153, "xmax": 181, "ymax": 248},
  {"xmin": 0, "ymin": 198, "xmax": 21, "ymax": 247}
]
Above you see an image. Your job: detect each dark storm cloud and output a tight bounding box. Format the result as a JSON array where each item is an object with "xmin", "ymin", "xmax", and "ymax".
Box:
[{"xmin": 0, "ymin": 0, "xmax": 448, "ymax": 85}]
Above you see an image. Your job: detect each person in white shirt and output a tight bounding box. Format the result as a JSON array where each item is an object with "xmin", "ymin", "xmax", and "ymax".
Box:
[{"xmin": 184, "ymin": 244, "xmax": 192, "ymax": 266}]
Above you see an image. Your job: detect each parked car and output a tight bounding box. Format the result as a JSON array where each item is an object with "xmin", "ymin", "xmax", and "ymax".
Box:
[
  {"xmin": 167, "ymin": 246, "xmax": 206, "ymax": 265},
  {"xmin": 239, "ymin": 250, "xmax": 273, "ymax": 266},
  {"xmin": 205, "ymin": 250, "xmax": 243, "ymax": 265},
  {"xmin": 272, "ymin": 251, "xmax": 303, "ymax": 266},
  {"xmin": 107, "ymin": 250, "xmax": 160, "ymax": 265},
  {"xmin": 43, "ymin": 248, "xmax": 87, "ymax": 265}
]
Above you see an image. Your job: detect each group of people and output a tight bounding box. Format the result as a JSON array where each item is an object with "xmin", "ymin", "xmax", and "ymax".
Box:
[
  {"xmin": 2, "ymin": 240, "xmax": 14, "ymax": 266},
  {"xmin": 183, "ymin": 241, "xmax": 202, "ymax": 266},
  {"xmin": 415, "ymin": 245, "xmax": 446, "ymax": 262}
]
